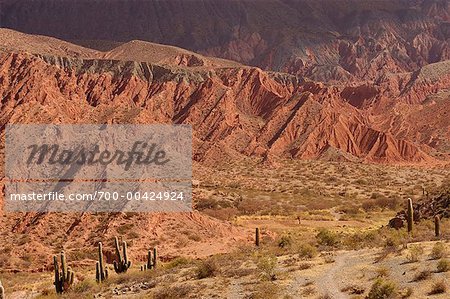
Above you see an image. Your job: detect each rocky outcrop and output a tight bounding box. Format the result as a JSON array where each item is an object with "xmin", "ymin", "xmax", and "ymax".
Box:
[
  {"xmin": 389, "ymin": 189, "xmax": 450, "ymax": 229},
  {"xmin": 0, "ymin": 46, "xmax": 443, "ymax": 166}
]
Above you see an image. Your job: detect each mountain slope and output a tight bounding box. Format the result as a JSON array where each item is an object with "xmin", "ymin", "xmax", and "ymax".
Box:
[
  {"xmin": 0, "ymin": 30, "xmax": 447, "ymax": 166},
  {"xmin": 1, "ymin": 0, "xmax": 449, "ymax": 82}
]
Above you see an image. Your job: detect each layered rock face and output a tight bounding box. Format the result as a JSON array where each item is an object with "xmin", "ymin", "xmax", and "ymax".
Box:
[
  {"xmin": 1, "ymin": 0, "xmax": 449, "ymax": 82},
  {"xmin": 0, "ymin": 29, "xmax": 447, "ymax": 165}
]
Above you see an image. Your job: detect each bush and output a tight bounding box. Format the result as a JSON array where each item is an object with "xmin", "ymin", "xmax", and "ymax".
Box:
[
  {"xmin": 255, "ymin": 254, "xmax": 277, "ymax": 281},
  {"xmin": 316, "ymin": 229, "xmax": 339, "ymax": 247},
  {"xmin": 401, "ymin": 287, "xmax": 413, "ymax": 298},
  {"xmin": 406, "ymin": 245, "xmax": 424, "ymax": 263},
  {"xmin": 430, "ymin": 242, "xmax": 447, "ymax": 260},
  {"xmin": 73, "ymin": 278, "xmax": 96, "ymax": 293},
  {"xmin": 278, "ymin": 235, "xmax": 292, "ymax": 248},
  {"xmin": 413, "ymin": 269, "xmax": 431, "ymax": 281},
  {"xmin": 196, "ymin": 197, "xmax": 219, "ymax": 210},
  {"xmin": 298, "ymin": 244, "xmax": 318, "ymax": 259},
  {"xmin": 154, "ymin": 284, "xmax": 193, "ymax": 299},
  {"xmin": 429, "ymin": 280, "xmax": 447, "ymax": 295},
  {"xmin": 376, "ymin": 267, "xmax": 389, "ymax": 278},
  {"xmin": 363, "ymin": 196, "xmax": 400, "ymax": 212},
  {"xmin": 196, "ymin": 259, "xmax": 218, "ymax": 279},
  {"xmin": 437, "ymin": 259, "xmax": 450, "ymax": 273},
  {"xmin": 251, "ymin": 281, "xmax": 279, "ymax": 299},
  {"xmin": 165, "ymin": 256, "xmax": 191, "ymax": 270},
  {"xmin": 367, "ymin": 279, "xmax": 397, "ymax": 299}
]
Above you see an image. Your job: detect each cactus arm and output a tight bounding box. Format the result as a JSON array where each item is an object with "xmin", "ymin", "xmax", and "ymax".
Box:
[
  {"xmin": 153, "ymin": 247, "xmax": 157, "ymax": 269},
  {"xmin": 60, "ymin": 251, "xmax": 67, "ymax": 283},
  {"xmin": 96, "ymin": 262, "xmax": 100, "ymax": 282},
  {"xmin": 68, "ymin": 269, "xmax": 74, "ymax": 285},
  {"xmin": 114, "ymin": 237, "xmax": 122, "ymax": 263},
  {"xmin": 123, "ymin": 241, "xmax": 128, "ymax": 265},
  {"xmin": 53, "ymin": 252, "xmax": 74, "ymax": 293},
  {"xmin": 98, "ymin": 242, "xmax": 106, "ymax": 281},
  {"xmin": 113, "ymin": 237, "xmax": 132, "ymax": 273},
  {"xmin": 53, "ymin": 255, "xmax": 62, "ymax": 293},
  {"xmin": 147, "ymin": 250, "xmax": 152, "ymax": 269}
]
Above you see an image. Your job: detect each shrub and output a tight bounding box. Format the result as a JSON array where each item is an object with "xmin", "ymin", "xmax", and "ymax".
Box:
[
  {"xmin": 429, "ymin": 280, "xmax": 447, "ymax": 295},
  {"xmin": 367, "ymin": 278, "xmax": 397, "ymax": 299},
  {"xmin": 73, "ymin": 278, "xmax": 96, "ymax": 293},
  {"xmin": 255, "ymin": 254, "xmax": 277, "ymax": 281},
  {"xmin": 302, "ymin": 286, "xmax": 316, "ymax": 296},
  {"xmin": 278, "ymin": 235, "xmax": 292, "ymax": 248},
  {"xmin": 401, "ymin": 287, "xmax": 413, "ymax": 298},
  {"xmin": 251, "ymin": 281, "xmax": 279, "ymax": 299},
  {"xmin": 196, "ymin": 259, "xmax": 218, "ymax": 279},
  {"xmin": 363, "ymin": 196, "xmax": 400, "ymax": 211},
  {"xmin": 413, "ymin": 269, "xmax": 431, "ymax": 281},
  {"xmin": 376, "ymin": 267, "xmax": 389, "ymax": 278},
  {"xmin": 165, "ymin": 256, "xmax": 191, "ymax": 270},
  {"xmin": 298, "ymin": 244, "xmax": 318, "ymax": 259},
  {"xmin": 437, "ymin": 259, "xmax": 450, "ymax": 273},
  {"xmin": 316, "ymin": 229, "xmax": 339, "ymax": 247},
  {"xmin": 430, "ymin": 242, "xmax": 447, "ymax": 260},
  {"xmin": 298, "ymin": 263, "xmax": 312, "ymax": 270},
  {"xmin": 154, "ymin": 284, "xmax": 193, "ymax": 299},
  {"xmin": 196, "ymin": 197, "xmax": 219, "ymax": 210},
  {"xmin": 406, "ymin": 245, "xmax": 424, "ymax": 263},
  {"xmin": 324, "ymin": 255, "xmax": 335, "ymax": 264}
]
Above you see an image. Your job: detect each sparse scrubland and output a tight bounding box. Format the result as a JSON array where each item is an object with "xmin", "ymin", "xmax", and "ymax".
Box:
[{"xmin": 1, "ymin": 160, "xmax": 449, "ymax": 298}]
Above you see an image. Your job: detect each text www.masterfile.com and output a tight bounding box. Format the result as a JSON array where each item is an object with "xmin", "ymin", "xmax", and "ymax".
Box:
[{"xmin": 9, "ymin": 191, "xmax": 186, "ymax": 201}]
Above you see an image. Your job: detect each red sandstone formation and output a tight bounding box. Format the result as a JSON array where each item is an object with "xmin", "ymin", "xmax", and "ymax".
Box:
[
  {"xmin": 0, "ymin": 0, "xmax": 449, "ymax": 269},
  {"xmin": 0, "ymin": 29, "xmax": 448, "ymax": 166}
]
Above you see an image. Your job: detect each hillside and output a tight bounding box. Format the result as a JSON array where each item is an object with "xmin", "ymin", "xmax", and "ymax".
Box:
[
  {"xmin": 0, "ymin": 29, "xmax": 448, "ymax": 166},
  {"xmin": 1, "ymin": 0, "xmax": 449, "ymax": 82}
]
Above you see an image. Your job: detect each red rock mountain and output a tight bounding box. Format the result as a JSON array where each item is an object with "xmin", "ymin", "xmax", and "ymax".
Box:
[
  {"xmin": 0, "ymin": 1, "xmax": 449, "ymax": 269},
  {"xmin": 0, "ymin": 28, "xmax": 448, "ymax": 165},
  {"xmin": 1, "ymin": 0, "xmax": 449, "ymax": 82}
]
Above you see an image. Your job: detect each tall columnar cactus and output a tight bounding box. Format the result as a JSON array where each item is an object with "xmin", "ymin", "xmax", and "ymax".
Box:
[
  {"xmin": 53, "ymin": 251, "xmax": 74, "ymax": 294},
  {"xmin": 96, "ymin": 242, "xmax": 108, "ymax": 283},
  {"xmin": 146, "ymin": 249, "xmax": 152, "ymax": 270},
  {"xmin": 144, "ymin": 247, "xmax": 158, "ymax": 270},
  {"xmin": 435, "ymin": 215, "xmax": 441, "ymax": 238},
  {"xmin": 0, "ymin": 279, "xmax": 4, "ymax": 299},
  {"xmin": 152, "ymin": 247, "xmax": 157, "ymax": 269},
  {"xmin": 141, "ymin": 247, "xmax": 158, "ymax": 271},
  {"xmin": 407, "ymin": 198, "xmax": 414, "ymax": 233},
  {"xmin": 113, "ymin": 237, "xmax": 131, "ymax": 273},
  {"xmin": 255, "ymin": 227, "xmax": 260, "ymax": 247}
]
